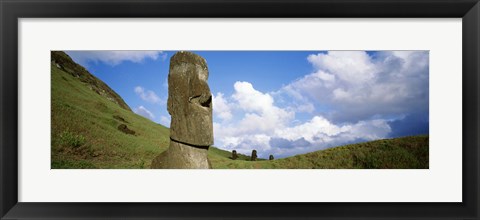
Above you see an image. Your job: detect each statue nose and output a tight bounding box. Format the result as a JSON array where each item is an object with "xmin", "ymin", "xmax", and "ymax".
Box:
[
  {"xmin": 200, "ymin": 94, "xmax": 212, "ymax": 108},
  {"xmin": 188, "ymin": 93, "xmax": 212, "ymax": 108}
]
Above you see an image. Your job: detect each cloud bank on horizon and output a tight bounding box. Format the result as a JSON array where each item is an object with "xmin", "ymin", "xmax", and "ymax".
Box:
[{"xmin": 65, "ymin": 50, "xmax": 429, "ymax": 159}]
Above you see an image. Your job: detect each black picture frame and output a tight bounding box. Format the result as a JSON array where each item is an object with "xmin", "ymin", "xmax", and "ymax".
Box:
[{"xmin": 1, "ymin": 0, "xmax": 479, "ymax": 219}]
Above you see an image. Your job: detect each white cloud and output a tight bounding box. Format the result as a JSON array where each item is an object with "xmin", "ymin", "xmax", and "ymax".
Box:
[
  {"xmin": 212, "ymin": 93, "xmax": 233, "ymax": 121},
  {"xmin": 307, "ymin": 51, "xmax": 376, "ymax": 84},
  {"xmin": 233, "ymin": 82, "xmax": 275, "ymax": 113},
  {"xmin": 231, "ymin": 82, "xmax": 294, "ymax": 134},
  {"xmin": 134, "ymin": 86, "xmax": 162, "ymax": 104},
  {"xmin": 273, "ymin": 83, "xmax": 316, "ymax": 114},
  {"xmin": 281, "ymin": 51, "xmax": 429, "ymax": 123},
  {"xmin": 65, "ymin": 51, "xmax": 165, "ymax": 66},
  {"xmin": 275, "ymin": 116, "xmax": 390, "ymax": 146},
  {"xmin": 275, "ymin": 116, "xmax": 347, "ymax": 142},
  {"xmin": 160, "ymin": 115, "xmax": 171, "ymax": 127},
  {"xmin": 134, "ymin": 106, "xmax": 155, "ymax": 120},
  {"xmin": 213, "ymin": 82, "xmax": 294, "ymax": 156},
  {"xmin": 213, "ymin": 81, "xmax": 391, "ymax": 158},
  {"xmin": 216, "ymin": 115, "xmax": 391, "ymax": 158}
]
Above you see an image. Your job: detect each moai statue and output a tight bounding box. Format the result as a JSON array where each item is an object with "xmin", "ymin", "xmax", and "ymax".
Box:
[
  {"xmin": 232, "ymin": 150, "xmax": 238, "ymax": 160},
  {"xmin": 251, "ymin": 150, "xmax": 257, "ymax": 161},
  {"xmin": 151, "ymin": 51, "xmax": 213, "ymax": 169},
  {"xmin": 269, "ymin": 155, "xmax": 274, "ymax": 160}
]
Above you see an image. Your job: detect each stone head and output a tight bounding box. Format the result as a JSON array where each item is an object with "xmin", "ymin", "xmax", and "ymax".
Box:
[{"xmin": 167, "ymin": 51, "xmax": 213, "ymax": 146}]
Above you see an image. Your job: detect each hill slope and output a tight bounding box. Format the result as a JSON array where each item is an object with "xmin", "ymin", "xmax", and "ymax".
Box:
[
  {"xmin": 51, "ymin": 51, "xmax": 131, "ymax": 111},
  {"xmin": 51, "ymin": 51, "xmax": 428, "ymax": 169},
  {"xmin": 51, "ymin": 51, "xmax": 170, "ymax": 168},
  {"xmin": 209, "ymin": 135, "xmax": 428, "ymax": 169}
]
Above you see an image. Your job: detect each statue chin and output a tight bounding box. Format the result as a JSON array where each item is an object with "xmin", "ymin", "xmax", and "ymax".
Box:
[{"xmin": 151, "ymin": 141, "xmax": 211, "ymax": 169}]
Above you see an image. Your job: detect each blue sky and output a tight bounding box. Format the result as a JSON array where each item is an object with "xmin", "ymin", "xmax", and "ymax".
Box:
[{"xmin": 66, "ymin": 50, "xmax": 429, "ymax": 158}]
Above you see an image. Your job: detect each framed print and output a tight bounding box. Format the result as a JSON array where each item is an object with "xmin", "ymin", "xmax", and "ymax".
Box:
[{"xmin": 1, "ymin": 0, "xmax": 479, "ymax": 219}]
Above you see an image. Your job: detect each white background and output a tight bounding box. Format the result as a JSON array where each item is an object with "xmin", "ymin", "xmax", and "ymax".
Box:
[{"xmin": 18, "ymin": 18, "xmax": 462, "ymax": 202}]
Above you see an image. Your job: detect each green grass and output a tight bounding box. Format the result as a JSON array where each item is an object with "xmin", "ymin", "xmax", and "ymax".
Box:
[
  {"xmin": 51, "ymin": 52, "xmax": 428, "ymax": 169},
  {"xmin": 59, "ymin": 130, "xmax": 86, "ymax": 148},
  {"xmin": 51, "ymin": 62, "xmax": 170, "ymax": 168},
  {"xmin": 208, "ymin": 135, "xmax": 428, "ymax": 169}
]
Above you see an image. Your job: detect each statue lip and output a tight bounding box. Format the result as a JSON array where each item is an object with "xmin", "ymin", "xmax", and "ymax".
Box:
[{"xmin": 170, "ymin": 137, "xmax": 210, "ymax": 150}]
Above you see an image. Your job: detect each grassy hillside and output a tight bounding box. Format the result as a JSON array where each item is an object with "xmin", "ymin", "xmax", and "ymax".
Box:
[
  {"xmin": 51, "ymin": 51, "xmax": 131, "ymax": 111},
  {"xmin": 210, "ymin": 135, "xmax": 428, "ymax": 169},
  {"xmin": 51, "ymin": 52, "xmax": 170, "ymax": 168},
  {"xmin": 51, "ymin": 51, "xmax": 428, "ymax": 169}
]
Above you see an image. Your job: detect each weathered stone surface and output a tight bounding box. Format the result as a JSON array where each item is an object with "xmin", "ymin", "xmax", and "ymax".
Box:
[
  {"xmin": 113, "ymin": 115, "xmax": 128, "ymax": 123},
  {"xmin": 151, "ymin": 141, "xmax": 210, "ymax": 169},
  {"xmin": 151, "ymin": 51, "xmax": 213, "ymax": 169},
  {"xmin": 232, "ymin": 150, "xmax": 238, "ymax": 160},
  {"xmin": 269, "ymin": 155, "xmax": 274, "ymax": 160},
  {"xmin": 251, "ymin": 150, "xmax": 257, "ymax": 161},
  {"xmin": 117, "ymin": 124, "xmax": 135, "ymax": 135},
  {"xmin": 167, "ymin": 51, "xmax": 213, "ymax": 146}
]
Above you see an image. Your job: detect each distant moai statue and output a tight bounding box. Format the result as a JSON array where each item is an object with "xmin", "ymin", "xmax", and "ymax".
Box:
[
  {"xmin": 151, "ymin": 51, "xmax": 213, "ymax": 169},
  {"xmin": 232, "ymin": 150, "xmax": 238, "ymax": 160},
  {"xmin": 269, "ymin": 155, "xmax": 274, "ymax": 160},
  {"xmin": 251, "ymin": 150, "xmax": 257, "ymax": 161}
]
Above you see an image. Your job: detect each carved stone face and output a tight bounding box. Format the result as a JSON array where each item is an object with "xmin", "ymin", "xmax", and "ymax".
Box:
[{"xmin": 167, "ymin": 51, "xmax": 213, "ymax": 146}]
